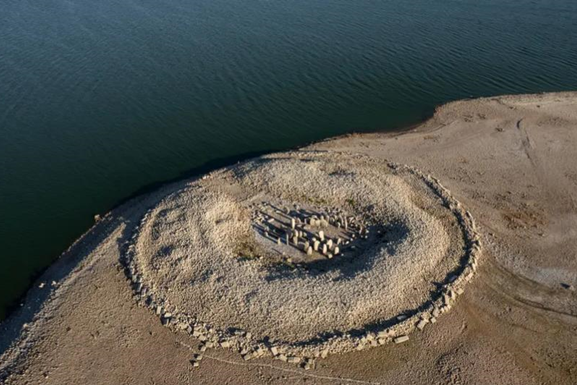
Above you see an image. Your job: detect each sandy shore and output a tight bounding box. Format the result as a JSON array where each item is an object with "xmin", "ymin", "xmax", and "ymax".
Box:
[{"xmin": 1, "ymin": 92, "xmax": 576, "ymax": 384}]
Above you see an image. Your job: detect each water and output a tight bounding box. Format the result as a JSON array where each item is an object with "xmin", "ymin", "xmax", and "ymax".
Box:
[{"xmin": 1, "ymin": 0, "xmax": 576, "ymax": 319}]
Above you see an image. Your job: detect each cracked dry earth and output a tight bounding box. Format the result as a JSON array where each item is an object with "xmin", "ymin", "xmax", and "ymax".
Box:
[{"xmin": 1, "ymin": 92, "xmax": 577, "ymax": 384}]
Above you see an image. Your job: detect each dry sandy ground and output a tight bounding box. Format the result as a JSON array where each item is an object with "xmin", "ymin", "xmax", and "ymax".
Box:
[{"xmin": 1, "ymin": 92, "xmax": 576, "ymax": 384}]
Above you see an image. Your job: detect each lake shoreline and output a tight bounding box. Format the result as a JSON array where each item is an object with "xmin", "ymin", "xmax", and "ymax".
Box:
[
  {"xmin": 2, "ymin": 91, "xmax": 576, "ymax": 384},
  {"xmin": 0, "ymin": 110, "xmax": 430, "ymax": 323}
]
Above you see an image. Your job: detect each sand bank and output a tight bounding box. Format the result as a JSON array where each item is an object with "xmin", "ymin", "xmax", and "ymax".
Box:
[{"xmin": 1, "ymin": 92, "xmax": 576, "ymax": 384}]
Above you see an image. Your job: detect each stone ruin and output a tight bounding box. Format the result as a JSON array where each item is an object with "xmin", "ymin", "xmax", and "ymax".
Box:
[
  {"xmin": 123, "ymin": 151, "xmax": 482, "ymax": 370},
  {"xmin": 250, "ymin": 201, "xmax": 373, "ymax": 266}
]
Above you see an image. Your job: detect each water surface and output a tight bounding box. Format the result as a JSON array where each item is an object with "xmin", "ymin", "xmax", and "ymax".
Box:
[{"xmin": 1, "ymin": 0, "xmax": 576, "ymax": 319}]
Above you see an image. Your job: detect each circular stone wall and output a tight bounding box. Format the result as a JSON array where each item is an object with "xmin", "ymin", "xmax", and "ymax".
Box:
[{"xmin": 125, "ymin": 151, "xmax": 481, "ymax": 358}]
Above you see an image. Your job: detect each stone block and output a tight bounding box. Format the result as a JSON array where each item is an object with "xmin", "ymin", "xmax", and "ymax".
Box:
[{"xmin": 394, "ymin": 335, "xmax": 409, "ymax": 344}]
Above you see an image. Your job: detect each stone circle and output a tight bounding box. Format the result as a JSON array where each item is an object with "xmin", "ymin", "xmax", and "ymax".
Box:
[{"xmin": 124, "ymin": 151, "xmax": 481, "ymax": 361}]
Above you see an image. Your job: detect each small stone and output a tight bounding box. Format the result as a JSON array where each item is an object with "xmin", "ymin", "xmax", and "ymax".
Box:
[
  {"xmin": 306, "ymin": 246, "xmax": 313, "ymax": 255},
  {"xmin": 313, "ymin": 240, "xmax": 320, "ymax": 251},
  {"xmin": 271, "ymin": 346, "xmax": 279, "ymax": 356},
  {"xmin": 322, "ymin": 244, "xmax": 328, "ymax": 255},
  {"xmin": 319, "ymin": 231, "xmax": 325, "ymax": 241},
  {"xmin": 278, "ymin": 354, "xmax": 288, "ymax": 362},
  {"xmin": 561, "ymin": 283, "xmax": 574, "ymax": 290},
  {"xmin": 220, "ymin": 341, "xmax": 231, "ymax": 348},
  {"xmin": 277, "ymin": 237, "xmax": 281, "ymax": 245},
  {"xmin": 394, "ymin": 335, "xmax": 409, "ymax": 344},
  {"xmin": 377, "ymin": 330, "xmax": 389, "ymax": 338},
  {"xmin": 292, "ymin": 236, "xmax": 298, "ymax": 245},
  {"xmin": 333, "ymin": 246, "xmax": 340, "ymax": 255},
  {"xmin": 291, "ymin": 218, "xmax": 296, "ymax": 229},
  {"xmin": 396, "ymin": 315, "xmax": 407, "ymax": 321},
  {"xmin": 287, "ymin": 356, "xmax": 301, "ymax": 364},
  {"xmin": 430, "ymin": 317, "xmax": 437, "ymax": 324},
  {"xmin": 416, "ymin": 319, "xmax": 428, "ymax": 331},
  {"xmin": 327, "ymin": 239, "xmax": 333, "ymax": 249},
  {"xmin": 305, "ymin": 357, "xmax": 316, "ymax": 369}
]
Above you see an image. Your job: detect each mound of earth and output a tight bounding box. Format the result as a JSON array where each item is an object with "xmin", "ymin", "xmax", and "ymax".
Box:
[{"xmin": 125, "ymin": 151, "xmax": 479, "ymax": 357}]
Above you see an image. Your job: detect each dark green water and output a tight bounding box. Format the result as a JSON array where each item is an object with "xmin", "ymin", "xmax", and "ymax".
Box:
[{"xmin": 1, "ymin": 0, "xmax": 576, "ymax": 319}]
